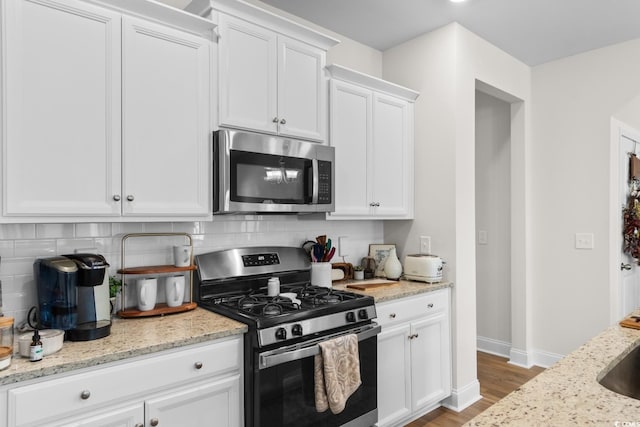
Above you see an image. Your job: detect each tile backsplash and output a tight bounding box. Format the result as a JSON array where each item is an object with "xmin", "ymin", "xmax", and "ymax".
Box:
[{"xmin": 0, "ymin": 215, "xmax": 382, "ymax": 325}]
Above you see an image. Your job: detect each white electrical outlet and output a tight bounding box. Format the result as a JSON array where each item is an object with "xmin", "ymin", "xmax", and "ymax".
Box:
[
  {"xmin": 575, "ymin": 233, "xmax": 594, "ymax": 249},
  {"xmin": 338, "ymin": 236, "xmax": 349, "ymax": 257},
  {"xmin": 478, "ymin": 230, "xmax": 488, "ymax": 245},
  {"xmin": 420, "ymin": 236, "xmax": 431, "ymax": 254}
]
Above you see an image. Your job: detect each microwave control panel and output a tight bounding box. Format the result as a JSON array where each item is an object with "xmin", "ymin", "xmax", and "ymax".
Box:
[{"xmin": 318, "ymin": 160, "xmax": 332, "ymax": 204}]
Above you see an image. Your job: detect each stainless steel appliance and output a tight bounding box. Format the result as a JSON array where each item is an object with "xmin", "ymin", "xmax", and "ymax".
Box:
[
  {"xmin": 213, "ymin": 129, "xmax": 334, "ymax": 214},
  {"xmin": 34, "ymin": 254, "xmax": 111, "ymax": 341},
  {"xmin": 195, "ymin": 246, "xmax": 379, "ymax": 427}
]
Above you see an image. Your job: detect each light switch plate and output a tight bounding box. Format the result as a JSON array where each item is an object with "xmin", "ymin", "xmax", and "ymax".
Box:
[
  {"xmin": 575, "ymin": 233, "xmax": 594, "ymax": 249},
  {"xmin": 420, "ymin": 236, "xmax": 431, "ymax": 254},
  {"xmin": 478, "ymin": 230, "xmax": 488, "ymax": 245}
]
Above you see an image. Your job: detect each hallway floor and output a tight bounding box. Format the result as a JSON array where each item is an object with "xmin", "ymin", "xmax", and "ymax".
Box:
[{"xmin": 405, "ymin": 351, "xmax": 546, "ymax": 427}]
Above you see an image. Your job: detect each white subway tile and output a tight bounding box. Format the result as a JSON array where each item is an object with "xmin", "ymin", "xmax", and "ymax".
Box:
[
  {"xmin": 0, "ymin": 241, "xmax": 14, "ymax": 258},
  {"xmin": 75, "ymin": 223, "xmax": 112, "ymax": 238},
  {"xmin": 0, "ymin": 224, "xmax": 36, "ymax": 239},
  {"xmin": 36, "ymin": 223, "xmax": 75, "ymax": 239},
  {"xmin": 56, "ymin": 238, "xmax": 96, "ymax": 255},
  {"xmin": 15, "ymin": 240, "xmax": 56, "ymax": 258},
  {"xmin": 111, "ymin": 223, "xmax": 144, "ymax": 236}
]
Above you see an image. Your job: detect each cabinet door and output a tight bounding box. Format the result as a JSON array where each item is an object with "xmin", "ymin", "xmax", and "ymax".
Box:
[
  {"xmin": 60, "ymin": 404, "xmax": 143, "ymax": 427},
  {"xmin": 376, "ymin": 323, "xmax": 412, "ymax": 427},
  {"xmin": 218, "ymin": 14, "xmax": 277, "ymax": 135},
  {"xmin": 371, "ymin": 93, "xmax": 413, "ymax": 218},
  {"xmin": 2, "ymin": 0, "xmax": 122, "ymax": 217},
  {"xmin": 328, "ymin": 80, "xmax": 372, "ymax": 217},
  {"xmin": 277, "ymin": 35, "xmax": 326, "ymax": 142},
  {"xmin": 121, "ymin": 16, "xmax": 211, "ymax": 216},
  {"xmin": 145, "ymin": 375, "xmax": 241, "ymax": 427},
  {"xmin": 410, "ymin": 312, "xmax": 452, "ymax": 411}
]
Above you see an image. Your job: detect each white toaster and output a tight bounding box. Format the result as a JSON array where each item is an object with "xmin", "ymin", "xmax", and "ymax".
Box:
[{"xmin": 403, "ymin": 254, "xmax": 444, "ymax": 283}]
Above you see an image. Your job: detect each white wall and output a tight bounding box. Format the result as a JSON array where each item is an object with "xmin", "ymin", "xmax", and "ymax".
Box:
[
  {"xmin": 383, "ymin": 23, "xmax": 532, "ymax": 409},
  {"xmin": 475, "ymin": 91, "xmax": 511, "ymax": 350},
  {"xmin": 531, "ymin": 39, "xmax": 640, "ymax": 355}
]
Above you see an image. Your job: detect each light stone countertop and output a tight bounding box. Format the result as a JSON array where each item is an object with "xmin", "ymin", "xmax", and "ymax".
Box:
[
  {"xmin": 466, "ymin": 318, "xmax": 640, "ymax": 426},
  {"xmin": 0, "ymin": 308, "xmax": 247, "ymax": 386},
  {"xmin": 0, "ymin": 279, "xmax": 447, "ymax": 387},
  {"xmin": 333, "ymin": 279, "xmax": 452, "ymax": 302}
]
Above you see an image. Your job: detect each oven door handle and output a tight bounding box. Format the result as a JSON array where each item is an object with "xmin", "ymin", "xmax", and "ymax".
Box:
[
  {"xmin": 258, "ymin": 323, "xmax": 380, "ymax": 370},
  {"xmin": 311, "ymin": 158, "xmax": 319, "ymax": 204}
]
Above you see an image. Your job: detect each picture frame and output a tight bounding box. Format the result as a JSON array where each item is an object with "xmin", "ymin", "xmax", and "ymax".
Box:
[{"xmin": 368, "ymin": 244, "xmax": 396, "ymax": 278}]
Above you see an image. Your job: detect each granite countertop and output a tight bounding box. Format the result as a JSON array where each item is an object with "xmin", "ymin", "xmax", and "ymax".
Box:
[
  {"xmin": 0, "ymin": 308, "xmax": 247, "ymax": 386},
  {"xmin": 333, "ymin": 278, "xmax": 452, "ymax": 302},
  {"xmin": 466, "ymin": 319, "xmax": 640, "ymax": 425}
]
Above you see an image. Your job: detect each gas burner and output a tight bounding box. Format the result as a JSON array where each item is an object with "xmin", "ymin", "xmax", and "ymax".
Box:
[{"xmin": 262, "ymin": 303, "xmax": 282, "ymax": 316}]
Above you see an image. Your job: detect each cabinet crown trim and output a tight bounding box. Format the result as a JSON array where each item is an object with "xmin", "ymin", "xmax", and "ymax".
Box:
[
  {"xmin": 87, "ymin": 0, "xmax": 216, "ymax": 36},
  {"xmin": 187, "ymin": 0, "xmax": 340, "ymax": 49},
  {"xmin": 327, "ymin": 64, "xmax": 420, "ymax": 101}
]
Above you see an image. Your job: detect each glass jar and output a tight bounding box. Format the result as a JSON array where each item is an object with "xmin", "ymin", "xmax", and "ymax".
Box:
[{"xmin": 0, "ymin": 316, "xmax": 14, "ymax": 371}]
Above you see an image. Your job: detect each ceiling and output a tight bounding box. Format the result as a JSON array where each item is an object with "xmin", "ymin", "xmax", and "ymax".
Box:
[{"xmin": 226, "ymin": 0, "xmax": 640, "ymax": 66}]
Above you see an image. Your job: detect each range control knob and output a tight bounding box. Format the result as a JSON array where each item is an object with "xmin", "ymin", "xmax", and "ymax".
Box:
[
  {"xmin": 275, "ymin": 327, "xmax": 287, "ymax": 340},
  {"xmin": 358, "ymin": 309, "xmax": 369, "ymax": 320},
  {"xmin": 292, "ymin": 324, "xmax": 303, "ymax": 336},
  {"xmin": 346, "ymin": 312, "xmax": 356, "ymax": 323}
]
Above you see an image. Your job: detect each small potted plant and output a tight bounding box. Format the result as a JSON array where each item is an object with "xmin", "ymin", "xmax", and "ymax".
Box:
[
  {"xmin": 109, "ymin": 276, "xmax": 123, "ymax": 314},
  {"xmin": 353, "ymin": 265, "xmax": 365, "ymax": 281}
]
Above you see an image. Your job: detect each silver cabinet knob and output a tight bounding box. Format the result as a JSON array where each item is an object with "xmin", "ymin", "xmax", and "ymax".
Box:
[
  {"xmin": 280, "ymin": 118, "xmax": 286, "ymax": 125},
  {"xmin": 126, "ymin": 195, "xmax": 134, "ymax": 202},
  {"xmin": 622, "ymin": 263, "xmax": 633, "ymax": 271},
  {"xmin": 272, "ymin": 117, "xmax": 279, "ymax": 123},
  {"xmin": 134, "ymin": 424, "xmax": 144, "ymax": 427},
  {"xmin": 80, "ymin": 390, "xmax": 91, "ymax": 400},
  {"xmin": 150, "ymin": 418, "xmax": 159, "ymax": 426},
  {"xmin": 113, "ymin": 195, "xmax": 121, "ymax": 201},
  {"xmin": 194, "ymin": 361, "xmax": 203, "ymax": 369}
]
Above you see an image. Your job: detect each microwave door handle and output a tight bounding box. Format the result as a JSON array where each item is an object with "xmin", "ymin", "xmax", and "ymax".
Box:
[
  {"xmin": 258, "ymin": 324, "xmax": 381, "ymax": 370},
  {"xmin": 311, "ymin": 159, "xmax": 319, "ymax": 204}
]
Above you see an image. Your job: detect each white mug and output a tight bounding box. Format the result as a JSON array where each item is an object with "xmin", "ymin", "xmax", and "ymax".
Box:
[
  {"xmin": 137, "ymin": 278, "xmax": 157, "ymax": 311},
  {"xmin": 173, "ymin": 245, "xmax": 192, "ymax": 267},
  {"xmin": 165, "ymin": 275, "xmax": 185, "ymax": 308}
]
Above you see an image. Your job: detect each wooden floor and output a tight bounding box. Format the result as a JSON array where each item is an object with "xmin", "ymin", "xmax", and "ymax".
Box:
[{"xmin": 405, "ymin": 351, "xmax": 546, "ymax": 427}]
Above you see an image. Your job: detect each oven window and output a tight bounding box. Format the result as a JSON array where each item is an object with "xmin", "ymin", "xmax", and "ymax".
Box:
[
  {"xmin": 231, "ymin": 151, "xmax": 312, "ymax": 204},
  {"xmin": 256, "ymin": 336, "xmax": 377, "ymax": 427}
]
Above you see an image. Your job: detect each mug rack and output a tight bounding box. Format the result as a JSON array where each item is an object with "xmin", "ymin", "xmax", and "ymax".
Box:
[{"xmin": 116, "ymin": 232, "xmax": 197, "ymax": 318}]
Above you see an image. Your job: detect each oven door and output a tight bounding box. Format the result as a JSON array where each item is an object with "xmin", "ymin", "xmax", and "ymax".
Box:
[{"xmin": 252, "ymin": 323, "xmax": 379, "ymax": 427}]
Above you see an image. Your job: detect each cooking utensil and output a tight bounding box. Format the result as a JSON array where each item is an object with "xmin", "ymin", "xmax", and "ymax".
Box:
[
  {"xmin": 312, "ymin": 244, "xmax": 325, "ymax": 263},
  {"xmin": 323, "ymin": 247, "xmax": 336, "ymax": 262}
]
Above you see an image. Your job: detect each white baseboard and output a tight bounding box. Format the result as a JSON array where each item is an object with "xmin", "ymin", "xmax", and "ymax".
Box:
[
  {"xmin": 441, "ymin": 379, "xmax": 482, "ymax": 412},
  {"xmin": 508, "ymin": 347, "xmax": 533, "ymax": 368},
  {"xmin": 477, "ymin": 336, "xmax": 511, "ymax": 358},
  {"xmin": 531, "ymin": 349, "xmax": 564, "ymax": 368}
]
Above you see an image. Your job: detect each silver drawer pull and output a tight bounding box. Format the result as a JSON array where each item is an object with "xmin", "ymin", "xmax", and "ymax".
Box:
[
  {"xmin": 135, "ymin": 424, "xmax": 144, "ymax": 427},
  {"xmin": 427, "ymin": 303, "xmax": 434, "ymax": 308},
  {"xmin": 194, "ymin": 361, "xmax": 203, "ymax": 369},
  {"xmin": 80, "ymin": 390, "xmax": 91, "ymax": 400},
  {"xmin": 389, "ymin": 313, "xmax": 396, "ymax": 318}
]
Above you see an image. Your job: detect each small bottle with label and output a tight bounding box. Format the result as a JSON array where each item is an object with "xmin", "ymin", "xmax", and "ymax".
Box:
[{"xmin": 30, "ymin": 329, "xmax": 43, "ymax": 362}]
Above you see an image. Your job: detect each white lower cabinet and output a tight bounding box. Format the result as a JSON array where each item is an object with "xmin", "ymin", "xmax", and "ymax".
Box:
[
  {"xmin": 5, "ymin": 337, "xmax": 242, "ymax": 427},
  {"xmin": 376, "ymin": 288, "xmax": 451, "ymax": 427}
]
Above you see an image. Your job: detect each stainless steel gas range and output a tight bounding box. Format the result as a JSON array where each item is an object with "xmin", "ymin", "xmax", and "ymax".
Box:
[{"xmin": 194, "ymin": 246, "xmax": 379, "ymax": 427}]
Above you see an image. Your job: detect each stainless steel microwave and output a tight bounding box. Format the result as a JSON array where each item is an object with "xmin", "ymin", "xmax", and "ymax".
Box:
[{"xmin": 213, "ymin": 129, "xmax": 335, "ymax": 214}]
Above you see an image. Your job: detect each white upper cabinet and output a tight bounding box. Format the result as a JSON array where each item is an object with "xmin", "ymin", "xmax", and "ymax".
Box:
[
  {"xmin": 122, "ymin": 16, "xmax": 211, "ymax": 217},
  {"xmin": 2, "ymin": 0, "xmax": 123, "ymax": 218},
  {"xmin": 0, "ymin": 0, "xmax": 215, "ymax": 222},
  {"xmin": 327, "ymin": 65, "xmax": 418, "ymax": 220},
  {"xmin": 201, "ymin": 0, "xmax": 339, "ymax": 143}
]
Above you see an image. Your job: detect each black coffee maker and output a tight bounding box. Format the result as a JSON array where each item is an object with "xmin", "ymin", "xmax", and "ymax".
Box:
[{"xmin": 34, "ymin": 254, "xmax": 111, "ymax": 341}]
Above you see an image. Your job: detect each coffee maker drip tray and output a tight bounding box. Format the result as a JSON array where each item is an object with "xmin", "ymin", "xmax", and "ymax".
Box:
[{"xmin": 65, "ymin": 320, "xmax": 111, "ymax": 342}]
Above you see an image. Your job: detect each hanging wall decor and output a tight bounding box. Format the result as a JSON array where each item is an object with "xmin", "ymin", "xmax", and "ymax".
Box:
[{"xmin": 624, "ymin": 154, "xmax": 640, "ymax": 262}]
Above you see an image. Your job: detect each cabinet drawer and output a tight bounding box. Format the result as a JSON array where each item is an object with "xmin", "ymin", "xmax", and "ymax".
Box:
[
  {"xmin": 376, "ymin": 289, "xmax": 449, "ymax": 328},
  {"xmin": 8, "ymin": 338, "xmax": 241, "ymax": 427}
]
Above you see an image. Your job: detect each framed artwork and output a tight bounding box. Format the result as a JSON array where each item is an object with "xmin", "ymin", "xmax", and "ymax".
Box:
[{"xmin": 369, "ymin": 244, "xmax": 396, "ymax": 277}]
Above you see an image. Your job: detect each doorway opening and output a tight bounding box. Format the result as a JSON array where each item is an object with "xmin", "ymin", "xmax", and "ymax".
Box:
[{"xmin": 475, "ymin": 90, "xmax": 512, "ymax": 357}]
